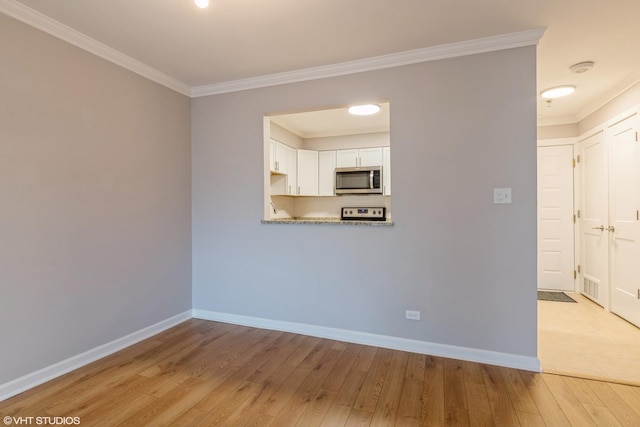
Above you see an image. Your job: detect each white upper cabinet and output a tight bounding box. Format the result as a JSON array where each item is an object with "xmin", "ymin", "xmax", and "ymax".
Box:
[
  {"xmin": 285, "ymin": 145, "xmax": 297, "ymax": 196},
  {"xmin": 336, "ymin": 147, "xmax": 383, "ymax": 167},
  {"xmin": 359, "ymin": 147, "xmax": 383, "ymax": 167},
  {"xmin": 270, "ymin": 139, "xmax": 288, "ymax": 174},
  {"xmin": 318, "ymin": 151, "xmax": 336, "ymax": 196},
  {"xmin": 297, "ymin": 149, "xmax": 319, "ymax": 196},
  {"xmin": 383, "ymin": 147, "xmax": 391, "ymax": 195},
  {"xmin": 336, "ymin": 149, "xmax": 359, "ymax": 168}
]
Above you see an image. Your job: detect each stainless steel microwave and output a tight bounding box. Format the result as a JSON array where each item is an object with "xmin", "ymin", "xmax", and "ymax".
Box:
[{"xmin": 335, "ymin": 166, "xmax": 383, "ymax": 195}]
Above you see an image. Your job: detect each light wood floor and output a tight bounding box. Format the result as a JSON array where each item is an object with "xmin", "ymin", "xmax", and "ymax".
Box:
[
  {"xmin": 538, "ymin": 292, "xmax": 640, "ymax": 385},
  {"xmin": 2, "ymin": 320, "xmax": 640, "ymax": 426}
]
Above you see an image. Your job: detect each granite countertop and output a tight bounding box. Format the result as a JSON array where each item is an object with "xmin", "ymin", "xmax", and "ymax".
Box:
[{"xmin": 262, "ymin": 217, "xmax": 394, "ymax": 226}]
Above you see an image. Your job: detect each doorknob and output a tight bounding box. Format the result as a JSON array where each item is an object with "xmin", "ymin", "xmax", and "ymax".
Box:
[
  {"xmin": 592, "ymin": 226, "xmax": 605, "ymax": 231},
  {"xmin": 607, "ymin": 226, "xmax": 615, "ymax": 232}
]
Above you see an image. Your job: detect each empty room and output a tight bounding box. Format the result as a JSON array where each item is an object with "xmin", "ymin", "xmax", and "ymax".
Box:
[{"xmin": 1, "ymin": 0, "xmax": 640, "ymax": 425}]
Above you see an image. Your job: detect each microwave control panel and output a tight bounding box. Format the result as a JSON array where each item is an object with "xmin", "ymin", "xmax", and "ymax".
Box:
[{"xmin": 341, "ymin": 207, "xmax": 386, "ymax": 221}]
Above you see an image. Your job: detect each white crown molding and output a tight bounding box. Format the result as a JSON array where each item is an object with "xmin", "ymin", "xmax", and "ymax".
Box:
[
  {"xmin": 192, "ymin": 309, "xmax": 541, "ymax": 373},
  {"xmin": 0, "ymin": 310, "xmax": 192, "ymax": 402},
  {"xmin": 191, "ymin": 28, "xmax": 546, "ymax": 97},
  {"xmin": 575, "ymin": 74, "xmax": 640, "ymax": 123},
  {"xmin": 0, "ymin": 0, "xmax": 191, "ymax": 97}
]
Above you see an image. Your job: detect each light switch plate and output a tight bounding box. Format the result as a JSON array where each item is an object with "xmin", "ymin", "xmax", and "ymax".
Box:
[{"xmin": 493, "ymin": 188, "xmax": 512, "ymax": 204}]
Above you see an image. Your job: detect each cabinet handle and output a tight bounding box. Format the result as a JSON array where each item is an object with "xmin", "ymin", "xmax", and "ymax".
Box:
[{"xmin": 298, "ymin": 186, "xmax": 300, "ymax": 195}]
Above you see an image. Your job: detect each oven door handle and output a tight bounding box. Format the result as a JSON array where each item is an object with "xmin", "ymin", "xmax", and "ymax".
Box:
[{"xmin": 370, "ymin": 171, "xmax": 374, "ymax": 189}]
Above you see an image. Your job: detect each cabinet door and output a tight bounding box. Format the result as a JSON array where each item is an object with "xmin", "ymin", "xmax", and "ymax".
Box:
[
  {"xmin": 336, "ymin": 149, "xmax": 359, "ymax": 168},
  {"xmin": 383, "ymin": 147, "xmax": 391, "ymax": 195},
  {"xmin": 285, "ymin": 145, "xmax": 297, "ymax": 195},
  {"xmin": 297, "ymin": 150, "xmax": 318, "ymax": 196},
  {"xmin": 359, "ymin": 147, "xmax": 383, "ymax": 167},
  {"xmin": 269, "ymin": 140, "xmax": 277, "ymax": 172},
  {"xmin": 318, "ymin": 151, "xmax": 336, "ymax": 196}
]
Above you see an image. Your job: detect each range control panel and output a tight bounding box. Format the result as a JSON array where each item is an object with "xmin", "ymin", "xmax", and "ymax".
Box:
[{"xmin": 341, "ymin": 207, "xmax": 386, "ymax": 221}]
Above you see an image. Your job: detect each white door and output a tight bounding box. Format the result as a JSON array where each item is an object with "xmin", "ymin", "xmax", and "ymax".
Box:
[
  {"xmin": 579, "ymin": 132, "xmax": 609, "ymax": 306},
  {"xmin": 537, "ymin": 145, "xmax": 575, "ymax": 291},
  {"xmin": 608, "ymin": 113, "xmax": 640, "ymax": 327}
]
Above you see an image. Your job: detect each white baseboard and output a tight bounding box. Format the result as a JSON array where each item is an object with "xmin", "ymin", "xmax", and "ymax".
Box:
[
  {"xmin": 192, "ymin": 309, "xmax": 541, "ymax": 373},
  {"xmin": 0, "ymin": 310, "xmax": 192, "ymax": 402}
]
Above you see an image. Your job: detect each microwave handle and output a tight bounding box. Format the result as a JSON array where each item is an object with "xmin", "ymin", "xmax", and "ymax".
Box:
[{"xmin": 370, "ymin": 171, "xmax": 374, "ymax": 189}]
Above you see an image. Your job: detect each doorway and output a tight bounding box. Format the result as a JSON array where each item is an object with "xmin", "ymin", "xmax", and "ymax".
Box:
[{"xmin": 537, "ymin": 108, "xmax": 640, "ymax": 384}]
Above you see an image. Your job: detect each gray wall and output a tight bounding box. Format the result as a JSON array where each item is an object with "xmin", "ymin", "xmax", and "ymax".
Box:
[
  {"xmin": 192, "ymin": 47, "xmax": 538, "ymax": 357},
  {"xmin": 0, "ymin": 15, "xmax": 192, "ymax": 384}
]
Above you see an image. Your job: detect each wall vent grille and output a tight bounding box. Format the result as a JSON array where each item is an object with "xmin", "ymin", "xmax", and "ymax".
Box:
[{"xmin": 583, "ymin": 277, "xmax": 599, "ymax": 300}]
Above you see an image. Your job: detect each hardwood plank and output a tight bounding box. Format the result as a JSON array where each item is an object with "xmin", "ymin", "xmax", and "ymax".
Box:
[
  {"xmin": 585, "ymin": 380, "xmax": 640, "ymax": 426},
  {"xmin": 562, "ymin": 376, "xmax": 604, "ymax": 406},
  {"xmin": 542, "ymin": 374, "xmax": 598, "ymax": 426},
  {"xmin": 320, "ymin": 343, "xmax": 362, "ymax": 392},
  {"xmin": 270, "ymin": 341, "xmax": 341, "ymax": 424},
  {"xmin": 516, "ymin": 410, "xmax": 546, "ymax": 427},
  {"xmin": 352, "ymin": 347, "xmax": 393, "ymax": 414},
  {"xmin": 609, "ymin": 383, "xmax": 640, "ymax": 418},
  {"xmin": 294, "ymin": 388, "xmax": 337, "ymax": 426},
  {"xmin": 583, "ymin": 403, "xmax": 624, "ymax": 427},
  {"xmin": 344, "ymin": 407, "xmax": 373, "ymax": 426},
  {"xmin": 481, "ymin": 364, "xmax": 520, "ymax": 426},
  {"xmin": 460, "ymin": 360, "xmax": 484, "ymax": 385},
  {"xmin": 442, "ymin": 358, "xmax": 470, "ymax": 426},
  {"xmin": 319, "ymin": 368, "xmax": 367, "ymax": 426},
  {"xmin": 464, "ymin": 382, "xmax": 493, "ymax": 427},
  {"xmin": 405, "ymin": 352, "xmax": 426, "ymax": 382},
  {"xmin": 518, "ymin": 370, "xmax": 571, "ymax": 426},
  {"xmin": 396, "ymin": 377, "xmax": 423, "ymax": 426},
  {"xmin": 420, "ymin": 355, "xmax": 445, "ymax": 427},
  {"xmin": 370, "ymin": 350, "xmax": 408, "ymax": 426},
  {"xmin": 501, "ymin": 366, "xmax": 540, "ymax": 415}
]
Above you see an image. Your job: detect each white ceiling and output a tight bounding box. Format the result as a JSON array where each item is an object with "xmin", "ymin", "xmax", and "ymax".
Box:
[{"xmin": 3, "ymin": 0, "xmax": 640, "ymax": 128}]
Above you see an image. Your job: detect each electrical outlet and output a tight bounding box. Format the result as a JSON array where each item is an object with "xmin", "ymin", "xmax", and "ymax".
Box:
[{"xmin": 405, "ymin": 310, "xmax": 421, "ymax": 320}]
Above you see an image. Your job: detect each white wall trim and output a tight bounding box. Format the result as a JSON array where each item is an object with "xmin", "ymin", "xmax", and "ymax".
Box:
[
  {"xmin": 191, "ymin": 29, "xmax": 546, "ymax": 97},
  {"xmin": 0, "ymin": 310, "xmax": 192, "ymax": 402},
  {"xmin": 0, "ymin": 0, "xmax": 191, "ymax": 97},
  {"xmin": 192, "ymin": 309, "xmax": 541, "ymax": 373}
]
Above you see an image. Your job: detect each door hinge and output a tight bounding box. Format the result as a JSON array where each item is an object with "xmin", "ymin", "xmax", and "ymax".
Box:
[
  {"xmin": 637, "ymin": 289, "xmax": 640, "ymax": 299},
  {"xmin": 637, "ymin": 210, "xmax": 639, "ymax": 221},
  {"xmin": 577, "ymin": 155, "xmax": 581, "ymax": 163},
  {"xmin": 577, "ymin": 210, "xmax": 581, "ymax": 218},
  {"xmin": 635, "ymin": 131, "xmax": 638, "ymax": 142},
  {"xmin": 572, "ymin": 158, "xmax": 576, "ymax": 168},
  {"xmin": 574, "ymin": 270, "xmax": 577, "ymax": 279},
  {"xmin": 573, "ymin": 214, "xmax": 576, "ymax": 224},
  {"xmin": 577, "ymin": 265, "xmax": 581, "ymax": 273}
]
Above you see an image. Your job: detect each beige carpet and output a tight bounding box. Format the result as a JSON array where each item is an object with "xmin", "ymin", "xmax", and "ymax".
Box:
[{"xmin": 538, "ymin": 292, "xmax": 640, "ymax": 385}]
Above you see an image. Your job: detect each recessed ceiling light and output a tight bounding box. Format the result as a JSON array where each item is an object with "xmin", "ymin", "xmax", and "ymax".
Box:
[
  {"xmin": 348, "ymin": 104, "xmax": 381, "ymax": 116},
  {"xmin": 570, "ymin": 61, "xmax": 595, "ymax": 74},
  {"xmin": 540, "ymin": 85, "xmax": 576, "ymax": 99},
  {"xmin": 194, "ymin": 0, "xmax": 209, "ymax": 8}
]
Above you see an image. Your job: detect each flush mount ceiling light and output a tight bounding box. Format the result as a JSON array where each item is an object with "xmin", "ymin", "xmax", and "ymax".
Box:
[
  {"xmin": 570, "ymin": 61, "xmax": 595, "ymax": 74},
  {"xmin": 194, "ymin": 0, "xmax": 209, "ymax": 8},
  {"xmin": 348, "ymin": 104, "xmax": 381, "ymax": 116},
  {"xmin": 540, "ymin": 85, "xmax": 576, "ymax": 99}
]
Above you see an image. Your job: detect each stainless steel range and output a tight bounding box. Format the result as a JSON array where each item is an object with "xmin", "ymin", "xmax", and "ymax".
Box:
[{"xmin": 341, "ymin": 207, "xmax": 386, "ymax": 221}]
